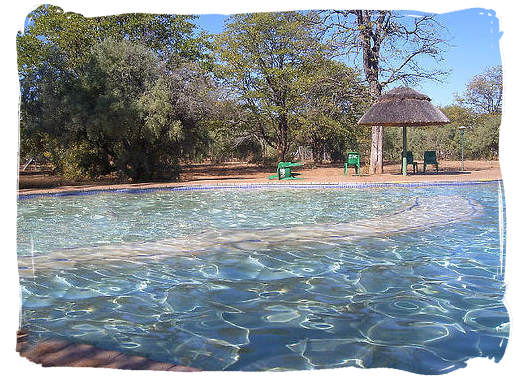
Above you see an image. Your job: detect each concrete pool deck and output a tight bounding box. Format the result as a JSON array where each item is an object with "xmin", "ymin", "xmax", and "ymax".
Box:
[{"xmin": 18, "ymin": 160, "xmax": 502, "ymax": 197}]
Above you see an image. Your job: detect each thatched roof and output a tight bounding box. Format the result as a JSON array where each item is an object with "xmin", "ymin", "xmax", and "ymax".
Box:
[{"xmin": 358, "ymin": 87, "xmax": 450, "ymax": 127}]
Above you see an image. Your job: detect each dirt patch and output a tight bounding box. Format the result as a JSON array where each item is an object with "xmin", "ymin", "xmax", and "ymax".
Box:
[
  {"xmin": 18, "ymin": 171, "xmax": 127, "ymax": 190},
  {"xmin": 179, "ymin": 160, "xmax": 501, "ymax": 182},
  {"xmin": 18, "ymin": 160, "xmax": 502, "ymax": 196}
]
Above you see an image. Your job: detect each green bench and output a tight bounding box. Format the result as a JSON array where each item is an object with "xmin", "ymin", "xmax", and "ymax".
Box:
[
  {"xmin": 344, "ymin": 152, "xmax": 361, "ymax": 175},
  {"xmin": 268, "ymin": 161, "xmax": 304, "ymax": 180}
]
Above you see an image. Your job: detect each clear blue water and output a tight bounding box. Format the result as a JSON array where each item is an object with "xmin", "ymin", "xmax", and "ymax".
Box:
[{"xmin": 17, "ymin": 183, "xmax": 509, "ymax": 373}]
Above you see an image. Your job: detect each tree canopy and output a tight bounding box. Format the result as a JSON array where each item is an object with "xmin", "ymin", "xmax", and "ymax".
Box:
[
  {"xmin": 19, "ymin": 7, "xmax": 216, "ymax": 181},
  {"xmin": 17, "ymin": 5, "xmax": 211, "ymax": 77},
  {"xmin": 215, "ymin": 12, "xmax": 330, "ymax": 161},
  {"xmin": 456, "ymin": 65, "xmax": 502, "ymax": 114}
]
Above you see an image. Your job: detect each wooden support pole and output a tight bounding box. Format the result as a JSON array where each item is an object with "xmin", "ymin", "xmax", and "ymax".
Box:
[{"xmin": 402, "ymin": 126, "xmax": 407, "ymax": 176}]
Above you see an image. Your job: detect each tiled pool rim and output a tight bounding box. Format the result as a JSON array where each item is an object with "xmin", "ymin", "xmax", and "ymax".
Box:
[{"xmin": 18, "ymin": 179, "xmax": 502, "ymax": 200}]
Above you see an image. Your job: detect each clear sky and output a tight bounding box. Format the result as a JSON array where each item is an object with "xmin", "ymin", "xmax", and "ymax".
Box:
[{"xmin": 193, "ymin": 8, "xmax": 502, "ymax": 108}]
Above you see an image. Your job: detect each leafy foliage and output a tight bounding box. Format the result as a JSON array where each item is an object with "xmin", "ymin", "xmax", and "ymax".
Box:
[
  {"xmin": 456, "ymin": 65, "xmax": 502, "ymax": 114},
  {"xmin": 295, "ymin": 58, "xmax": 371, "ymax": 163},
  {"xmin": 215, "ymin": 12, "xmax": 330, "ymax": 161},
  {"xmin": 214, "ymin": 12, "xmax": 369, "ymax": 163},
  {"xmin": 17, "ymin": 5, "xmax": 210, "ymax": 77},
  {"xmin": 20, "ymin": 37, "xmax": 215, "ymax": 181},
  {"xmin": 383, "ymin": 105, "xmax": 500, "ymax": 162}
]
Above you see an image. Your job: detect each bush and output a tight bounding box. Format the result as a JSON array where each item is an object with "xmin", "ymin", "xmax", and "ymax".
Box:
[
  {"xmin": 61, "ymin": 141, "xmax": 109, "ymax": 180},
  {"xmin": 382, "ymin": 107, "xmax": 500, "ymax": 161}
]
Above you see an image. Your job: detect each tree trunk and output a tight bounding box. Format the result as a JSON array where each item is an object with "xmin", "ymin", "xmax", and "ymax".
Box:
[
  {"xmin": 367, "ymin": 80, "xmax": 384, "ymax": 174},
  {"xmin": 365, "ymin": 64, "xmax": 384, "ymax": 174},
  {"xmin": 357, "ymin": 10, "xmax": 385, "ymax": 175},
  {"xmin": 312, "ymin": 141, "xmax": 323, "ymax": 165},
  {"xmin": 369, "ymin": 125, "xmax": 383, "ymax": 174},
  {"xmin": 277, "ymin": 113, "xmax": 289, "ymax": 162},
  {"xmin": 260, "ymin": 138, "xmax": 266, "ymax": 165}
]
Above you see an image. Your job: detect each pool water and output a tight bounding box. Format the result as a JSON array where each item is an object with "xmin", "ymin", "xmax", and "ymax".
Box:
[{"xmin": 17, "ymin": 183, "xmax": 509, "ymax": 373}]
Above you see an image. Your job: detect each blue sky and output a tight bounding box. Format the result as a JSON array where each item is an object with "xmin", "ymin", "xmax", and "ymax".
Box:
[{"xmin": 193, "ymin": 8, "xmax": 502, "ymax": 107}]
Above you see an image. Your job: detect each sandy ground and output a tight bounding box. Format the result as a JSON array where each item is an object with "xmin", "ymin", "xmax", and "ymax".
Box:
[{"xmin": 18, "ymin": 160, "xmax": 501, "ymax": 196}]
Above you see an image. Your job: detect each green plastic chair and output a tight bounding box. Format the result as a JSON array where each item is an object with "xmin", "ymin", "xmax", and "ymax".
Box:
[
  {"xmin": 344, "ymin": 152, "xmax": 360, "ymax": 175},
  {"xmin": 401, "ymin": 151, "xmax": 418, "ymax": 174},
  {"xmin": 423, "ymin": 151, "xmax": 438, "ymax": 173},
  {"xmin": 268, "ymin": 162, "xmax": 303, "ymax": 180}
]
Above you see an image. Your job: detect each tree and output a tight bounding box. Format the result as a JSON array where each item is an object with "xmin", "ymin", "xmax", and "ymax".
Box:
[
  {"xmin": 86, "ymin": 40, "xmax": 216, "ymax": 180},
  {"xmin": 295, "ymin": 58, "xmax": 370, "ymax": 163},
  {"xmin": 215, "ymin": 12, "xmax": 329, "ymax": 161},
  {"xmin": 441, "ymin": 105, "xmax": 500, "ymax": 159},
  {"xmin": 319, "ymin": 10, "xmax": 449, "ymax": 173},
  {"xmin": 19, "ymin": 45, "xmax": 87, "ymax": 173},
  {"xmin": 18, "ymin": 6, "xmax": 216, "ymax": 181},
  {"xmin": 20, "ymin": 38, "xmax": 215, "ymax": 181},
  {"xmin": 457, "ymin": 65, "xmax": 502, "ymax": 114},
  {"xmin": 466, "ymin": 114, "xmax": 500, "ymax": 158}
]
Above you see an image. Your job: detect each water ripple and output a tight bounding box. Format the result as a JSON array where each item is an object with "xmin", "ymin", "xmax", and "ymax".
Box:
[{"xmin": 17, "ymin": 184, "xmax": 508, "ymax": 373}]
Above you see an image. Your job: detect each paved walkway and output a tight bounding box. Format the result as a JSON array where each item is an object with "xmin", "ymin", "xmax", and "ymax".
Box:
[{"xmin": 16, "ymin": 330, "xmax": 199, "ymax": 371}]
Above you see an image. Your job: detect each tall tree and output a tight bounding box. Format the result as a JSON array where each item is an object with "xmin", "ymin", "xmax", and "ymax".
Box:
[
  {"xmin": 215, "ymin": 12, "xmax": 328, "ymax": 161},
  {"xmin": 18, "ymin": 5, "xmax": 215, "ymax": 180},
  {"xmin": 456, "ymin": 65, "xmax": 502, "ymax": 114},
  {"xmin": 20, "ymin": 38, "xmax": 215, "ymax": 181},
  {"xmin": 296, "ymin": 58, "xmax": 370, "ymax": 163},
  {"xmin": 320, "ymin": 10, "xmax": 449, "ymax": 173}
]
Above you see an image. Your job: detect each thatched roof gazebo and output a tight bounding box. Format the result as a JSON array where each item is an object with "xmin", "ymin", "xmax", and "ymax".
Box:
[{"xmin": 358, "ymin": 87, "xmax": 450, "ymax": 175}]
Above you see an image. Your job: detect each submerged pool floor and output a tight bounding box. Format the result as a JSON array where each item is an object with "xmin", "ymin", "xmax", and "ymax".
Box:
[{"xmin": 17, "ymin": 183, "xmax": 509, "ymax": 373}]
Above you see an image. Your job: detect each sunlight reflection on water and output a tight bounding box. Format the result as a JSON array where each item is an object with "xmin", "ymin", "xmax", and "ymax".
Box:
[{"xmin": 17, "ymin": 183, "xmax": 508, "ymax": 372}]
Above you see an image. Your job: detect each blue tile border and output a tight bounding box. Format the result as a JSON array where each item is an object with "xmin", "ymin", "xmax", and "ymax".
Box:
[{"xmin": 17, "ymin": 179, "xmax": 503, "ymax": 201}]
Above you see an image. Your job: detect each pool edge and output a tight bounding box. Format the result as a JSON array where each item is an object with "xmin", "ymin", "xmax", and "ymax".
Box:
[{"xmin": 17, "ymin": 179, "xmax": 503, "ymax": 200}]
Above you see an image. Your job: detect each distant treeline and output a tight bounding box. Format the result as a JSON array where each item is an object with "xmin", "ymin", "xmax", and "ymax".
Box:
[{"xmin": 18, "ymin": 6, "xmax": 502, "ymax": 181}]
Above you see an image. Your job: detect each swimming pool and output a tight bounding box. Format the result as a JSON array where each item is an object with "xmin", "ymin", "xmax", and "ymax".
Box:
[{"xmin": 17, "ymin": 182, "xmax": 509, "ymax": 373}]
